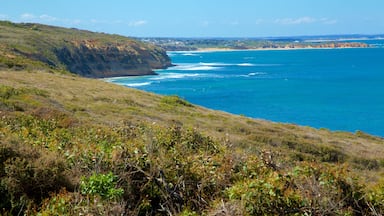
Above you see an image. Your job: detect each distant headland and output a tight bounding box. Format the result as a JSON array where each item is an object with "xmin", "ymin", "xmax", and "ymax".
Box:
[{"xmin": 140, "ymin": 35, "xmax": 380, "ymax": 51}]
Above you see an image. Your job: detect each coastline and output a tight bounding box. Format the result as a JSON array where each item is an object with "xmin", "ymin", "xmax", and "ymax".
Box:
[
  {"xmin": 167, "ymin": 46, "xmax": 372, "ymax": 53},
  {"xmin": 191, "ymin": 45, "xmax": 372, "ymax": 53}
]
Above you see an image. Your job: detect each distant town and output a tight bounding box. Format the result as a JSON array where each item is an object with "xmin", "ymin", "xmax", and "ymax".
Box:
[{"xmin": 140, "ymin": 35, "xmax": 384, "ymax": 51}]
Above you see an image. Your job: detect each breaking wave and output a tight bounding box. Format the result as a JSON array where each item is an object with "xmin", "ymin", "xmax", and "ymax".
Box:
[
  {"xmin": 124, "ymin": 82, "xmax": 152, "ymax": 87},
  {"xmin": 150, "ymin": 73, "xmax": 201, "ymax": 80}
]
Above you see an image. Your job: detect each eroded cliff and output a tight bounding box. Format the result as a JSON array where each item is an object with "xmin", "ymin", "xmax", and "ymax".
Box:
[
  {"xmin": 0, "ymin": 21, "xmax": 172, "ymax": 78},
  {"xmin": 55, "ymin": 39, "xmax": 172, "ymax": 77}
]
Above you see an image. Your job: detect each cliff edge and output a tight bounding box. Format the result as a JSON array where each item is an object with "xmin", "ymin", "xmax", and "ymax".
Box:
[{"xmin": 0, "ymin": 21, "xmax": 172, "ymax": 78}]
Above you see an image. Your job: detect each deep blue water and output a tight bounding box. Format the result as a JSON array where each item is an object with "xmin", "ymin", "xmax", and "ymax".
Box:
[{"xmin": 107, "ymin": 43, "xmax": 384, "ymax": 137}]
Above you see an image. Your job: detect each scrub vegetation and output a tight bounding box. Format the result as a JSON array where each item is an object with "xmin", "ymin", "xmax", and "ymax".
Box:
[
  {"xmin": 1, "ymin": 20, "xmax": 384, "ymax": 216},
  {"xmin": 1, "ymin": 70, "xmax": 384, "ymax": 215}
]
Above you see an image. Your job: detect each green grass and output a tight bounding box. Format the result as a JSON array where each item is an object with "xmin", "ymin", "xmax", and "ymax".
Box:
[{"xmin": 1, "ymin": 70, "xmax": 384, "ymax": 215}]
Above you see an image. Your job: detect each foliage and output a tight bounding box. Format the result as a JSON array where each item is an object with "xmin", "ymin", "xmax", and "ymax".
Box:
[
  {"xmin": 80, "ymin": 172, "xmax": 124, "ymax": 200},
  {"xmin": 0, "ymin": 141, "xmax": 72, "ymax": 215},
  {"xmin": 160, "ymin": 95, "xmax": 193, "ymax": 107},
  {"xmin": 225, "ymin": 162, "xmax": 369, "ymax": 215},
  {"xmin": 0, "ymin": 73, "xmax": 384, "ymax": 215}
]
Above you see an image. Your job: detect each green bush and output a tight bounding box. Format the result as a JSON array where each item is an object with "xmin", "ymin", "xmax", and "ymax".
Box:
[
  {"xmin": 226, "ymin": 170, "xmax": 303, "ymax": 215},
  {"xmin": 80, "ymin": 172, "xmax": 124, "ymax": 200},
  {"xmin": 367, "ymin": 180, "xmax": 384, "ymax": 215},
  {"xmin": 225, "ymin": 162, "xmax": 371, "ymax": 215},
  {"xmin": 160, "ymin": 95, "xmax": 193, "ymax": 107}
]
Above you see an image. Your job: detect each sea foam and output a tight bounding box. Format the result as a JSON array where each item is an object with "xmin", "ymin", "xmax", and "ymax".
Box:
[
  {"xmin": 124, "ymin": 82, "xmax": 152, "ymax": 87},
  {"xmin": 172, "ymin": 64, "xmax": 221, "ymax": 71},
  {"xmin": 150, "ymin": 73, "xmax": 201, "ymax": 80}
]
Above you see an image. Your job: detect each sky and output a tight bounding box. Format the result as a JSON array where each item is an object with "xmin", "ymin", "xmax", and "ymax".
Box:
[{"xmin": 1, "ymin": 0, "xmax": 384, "ymax": 38}]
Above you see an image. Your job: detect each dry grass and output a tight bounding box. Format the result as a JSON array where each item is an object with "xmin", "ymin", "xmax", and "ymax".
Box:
[
  {"xmin": 2, "ymin": 70, "xmax": 384, "ymax": 214},
  {"xmin": 1, "ymin": 70, "xmax": 384, "ymax": 180}
]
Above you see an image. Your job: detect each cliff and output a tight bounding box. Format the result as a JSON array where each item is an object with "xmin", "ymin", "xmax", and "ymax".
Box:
[{"xmin": 0, "ymin": 21, "xmax": 172, "ymax": 78}]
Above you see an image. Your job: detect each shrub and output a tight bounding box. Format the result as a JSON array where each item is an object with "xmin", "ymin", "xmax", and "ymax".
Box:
[
  {"xmin": 1, "ymin": 144, "xmax": 72, "ymax": 214},
  {"xmin": 226, "ymin": 171, "xmax": 303, "ymax": 215},
  {"xmin": 225, "ymin": 161, "xmax": 370, "ymax": 215},
  {"xmin": 365, "ymin": 179, "xmax": 384, "ymax": 215},
  {"xmin": 37, "ymin": 189, "xmax": 127, "ymax": 216},
  {"xmin": 80, "ymin": 172, "xmax": 124, "ymax": 200},
  {"xmin": 160, "ymin": 95, "xmax": 193, "ymax": 107},
  {"xmin": 290, "ymin": 163, "xmax": 367, "ymax": 215}
]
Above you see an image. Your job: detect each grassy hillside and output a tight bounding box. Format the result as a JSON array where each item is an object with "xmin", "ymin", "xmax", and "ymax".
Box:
[
  {"xmin": 0, "ymin": 21, "xmax": 171, "ymax": 77},
  {"xmin": 1, "ymin": 69, "xmax": 384, "ymax": 215}
]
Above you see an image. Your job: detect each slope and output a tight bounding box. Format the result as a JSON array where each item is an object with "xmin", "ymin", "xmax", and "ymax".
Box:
[
  {"xmin": 1, "ymin": 69, "xmax": 384, "ymax": 214},
  {"xmin": 0, "ymin": 21, "xmax": 172, "ymax": 77}
]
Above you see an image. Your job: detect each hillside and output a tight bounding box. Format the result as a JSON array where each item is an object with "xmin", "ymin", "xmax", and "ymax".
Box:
[
  {"xmin": 1, "ymin": 70, "xmax": 384, "ymax": 215},
  {"xmin": 0, "ymin": 21, "xmax": 172, "ymax": 78},
  {"xmin": 0, "ymin": 21, "xmax": 384, "ymax": 215}
]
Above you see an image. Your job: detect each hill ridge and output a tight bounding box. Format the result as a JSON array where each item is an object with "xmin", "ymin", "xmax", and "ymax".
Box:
[{"xmin": 0, "ymin": 20, "xmax": 172, "ymax": 77}]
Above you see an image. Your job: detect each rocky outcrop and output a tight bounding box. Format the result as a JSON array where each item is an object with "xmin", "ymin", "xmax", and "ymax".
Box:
[
  {"xmin": 55, "ymin": 39, "xmax": 172, "ymax": 78},
  {"xmin": 0, "ymin": 21, "xmax": 172, "ymax": 78}
]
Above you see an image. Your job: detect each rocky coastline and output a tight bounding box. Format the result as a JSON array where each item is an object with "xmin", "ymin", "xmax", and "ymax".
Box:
[{"xmin": 0, "ymin": 21, "xmax": 172, "ymax": 78}]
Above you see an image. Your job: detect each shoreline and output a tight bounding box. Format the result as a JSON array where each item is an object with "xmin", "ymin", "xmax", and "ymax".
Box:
[{"xmin": 174, "ymin": 46, "xmax": 374, "ymax": 53}]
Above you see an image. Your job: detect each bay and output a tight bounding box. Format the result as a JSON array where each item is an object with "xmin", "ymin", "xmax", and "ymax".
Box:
[{"xmin": 107, "ymin": 44, "xmax": 384, "ymax": 137}]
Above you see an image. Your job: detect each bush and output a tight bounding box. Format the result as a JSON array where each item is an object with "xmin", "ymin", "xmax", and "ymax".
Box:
[
  {"xmin": 226, "ymin": 171, "xmax": 303, "ymax": 215},
  {"xmin": 160, "ymin": 95, "xmax": 193, "ymax": 107},
  {"xmin": 225, "ymin": 161, "xmax": 370, "ymax": 215},
  {"xmin": 0, "ymin": 139, "xmax": 72, "ymax": 214},
  {"xmin": 80, "ymin": 172, "xmax": 124, "ymax": 200},
  {"xmin": 366, "ymin": 179, "xmax": 384, "ymax": 215}
]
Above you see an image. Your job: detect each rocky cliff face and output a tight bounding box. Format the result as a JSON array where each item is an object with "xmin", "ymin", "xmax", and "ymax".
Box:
[
  {"xmin": 55, "ymin": 39, "xmax": 172, "ymax": 78},
  {"xmin": 0, "ymin": 21, "xmax": 172, "ymax": 78}
]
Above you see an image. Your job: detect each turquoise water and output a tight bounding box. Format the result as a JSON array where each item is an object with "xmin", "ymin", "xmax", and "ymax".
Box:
[{"xmin": 107, "ymin": 43, "xmax": 384, "ymax": 137}]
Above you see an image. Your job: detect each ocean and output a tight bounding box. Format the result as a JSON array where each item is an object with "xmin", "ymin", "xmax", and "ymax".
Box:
[{"xmin": 107, "ymin": 41, "xmax": 384, "ymax": 137}]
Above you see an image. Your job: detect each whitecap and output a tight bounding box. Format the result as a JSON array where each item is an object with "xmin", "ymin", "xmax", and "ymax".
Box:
[
  {"xmin": 185, "ymin": 66, "xmax": 221, "ymax": 71},
  {"xmin": 238, "ymin": 63, "xmax": 255, "ymax": 67},
  {"xmin": 182, "ymin": 53, "xmax": 198, "ymax": 56},
  {"xmin": 172, "ymin": 64, "xmax": 221, "ymax": 71},
  {"xmin": 249, "ymin": 72, "xmax": 267, "ymax": 76},
  {"xmin": 124, "ymin": 82, "xmax": 152, "ymax": 87},
  {"xmin": 239, "ymin": 72, "xmax": 268, "ymax": 77},
  {"xmin": 150, "ymin": 73, "xmax": 201, "ymax": 80},
  {"xmin": 254, "ymin": 64, "xmax": 281, "ymax": 67},
  {"xmin": 199, "ymin": 62, "xmax": 232, "ymax": 66}
]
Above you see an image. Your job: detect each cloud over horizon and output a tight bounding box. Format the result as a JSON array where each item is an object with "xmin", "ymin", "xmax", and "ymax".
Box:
[
  {"xmin": 128, "ymin": 20, "xmax": 148, "ymax": 27},
  {"xmin": 16, "ymin": 13, "xmax": 149, "ymax": 30},
  {"xmin": 275, "ymin": 16, "xmax": 338, "ymax": 25},
  {"xmin": 0, "ymin": 14, "xmax": 9, "ymax": 19}
]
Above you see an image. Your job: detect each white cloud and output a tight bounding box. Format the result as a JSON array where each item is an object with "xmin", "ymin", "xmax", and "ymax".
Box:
[
  {"xmin": 275, "ymin": 16, "xmax": 316, "ymax": 25},
  {"xmin": 20, "ymin": 13, "xmax": 37, "ymax": 21},
  {"xmin": 70, "ymin": 19, "xmax": 82, "ymax": 25},
  {"xmin": 39, "ymin": 14, "xmax": 58, "ymax": 22},
  {"xmin": 128, "ymin": 20, "xmax": 148, "ymax": 27},
  {"xmin": 16, "ymin": 13, "xmax": 150, "ymax": 30},
  {"xmin": 20, "ymin": 13, "xmax": 57, "ymax": 23},
  {"xmin": 274, "ymin": 16, "xmax": 337, "ymax": 25},
  {"xmin": 90, "ymin": 19, "xmax": 108, "ymax": 24},
  {"xmin": 0, "ymin": 14, "xmax": 9, "ymax": 19},
  {"xmin": 320, "ymin": 18, "xmax": 338, "ymax": 25}
]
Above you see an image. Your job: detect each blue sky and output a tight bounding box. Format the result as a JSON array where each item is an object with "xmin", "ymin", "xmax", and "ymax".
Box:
[{"xmin": 1, "ymin": 0, "xmax": 383, "ymax": 37}]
